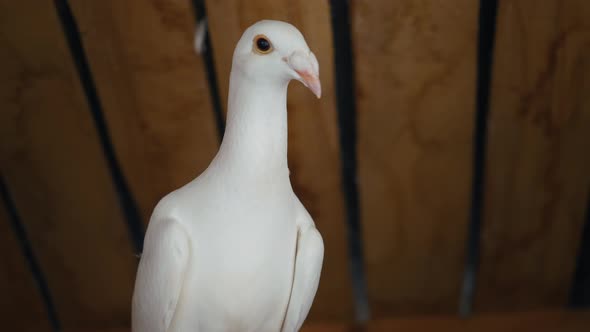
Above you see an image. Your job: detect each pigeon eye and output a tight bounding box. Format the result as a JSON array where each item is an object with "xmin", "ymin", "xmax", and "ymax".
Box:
[{"xmin": 254, "ymin": 35, "xmax": 273, "ymax": 54}]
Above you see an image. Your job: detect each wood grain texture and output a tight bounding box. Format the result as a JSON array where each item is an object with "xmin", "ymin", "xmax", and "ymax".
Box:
[
  {"xmin": 69, "ymin": 0, "xmax": 219, "ymax": 225},
  {"xmin": 477, "ymin": 0, "xmax": 590, "ymax": 311},
  {"xmin": 0, "ymin": 0, "xmax": 136, "ymax": 327},
  {"xmin": 68, "ymin": 310, "xmax": 590, "ymax": 332},
  {"xmin": 0, "ymin": 203, "xmax": 51, "ymax": 332},
  {"xmin": 204, "ymin": 0, "xmax": 354, "ymax": 320},
  {"xmin": 352, "ymin": 0, "xmax": 478, "ymax": 316}
]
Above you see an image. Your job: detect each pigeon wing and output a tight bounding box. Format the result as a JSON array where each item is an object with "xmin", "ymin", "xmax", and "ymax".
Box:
[
  {"xmin": 281, "ymin": 199, "xmax": 325, "ymax": 332},
  {"xmin": 132, "ymin": 217, "xmax": 190, "ymax": 332}
]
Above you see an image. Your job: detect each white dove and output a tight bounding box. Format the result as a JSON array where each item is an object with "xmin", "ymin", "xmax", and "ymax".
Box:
[{"xmin": 132, "ymin": 20, "xmax": 324, "ymax": 332}]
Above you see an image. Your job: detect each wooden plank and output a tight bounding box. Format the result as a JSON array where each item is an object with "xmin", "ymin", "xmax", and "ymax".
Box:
[
  {"xmin": 477, "ymin": 0, "xmax": 590, "ymax": 311},
  {"xmin": 68, "ymin": 310, "xmax": 590, "ymax": 332},
  {"xmin": 204, "ymin": 0, "xmax": 354, "ymax": 320},
  {"xmin": 352, "ymin": 1, "xmax": 478, "ymax": 316},
  {"xmin": 0, "ymin": 0, "xmax": 136, "ymax": 327},
  {"xmin": 69, "ymin": 0, "xmax": 219, "ymax": 224},
  {"xmin": 0, "ymin": 202, "xmax": 51, "ymax": 332}
]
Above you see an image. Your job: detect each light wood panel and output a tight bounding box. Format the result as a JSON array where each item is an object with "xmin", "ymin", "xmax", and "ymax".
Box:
[
  {"xmin": 0, "ymin": 0, "xmax": 136, "ymax": 327},
  {"xmin": 0, "ymin": 202, "xmax": 51, "ymax": 332},
  {"xmin": 477, "ymin": 0, "xmax": 590, "ymax": 311},
  {"xmin": 352, "ymin": 0, "xmax": 478, "ymax": 316},
  {"xmin": 69, "ymin": 0, "xmax": 219, "ymax": 224},
  {"xmin": 205, "ymin": 0, "xmax": 354, "ymax": 320}
]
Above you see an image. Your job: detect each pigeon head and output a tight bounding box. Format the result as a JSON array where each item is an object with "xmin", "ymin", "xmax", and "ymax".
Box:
[{"xmin": 232, "ymin": 20, "xmax": 321, "ymax": 98}]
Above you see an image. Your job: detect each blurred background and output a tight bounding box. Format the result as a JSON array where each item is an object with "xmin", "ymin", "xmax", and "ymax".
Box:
[{"xmin": 1, "ymin": 0, "xmax": 589, "ymax": 331}]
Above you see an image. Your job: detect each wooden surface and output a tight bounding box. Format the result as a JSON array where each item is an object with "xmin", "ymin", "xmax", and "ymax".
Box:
[
  {"xmin": 352, "ymin": 1, "xmax": 478, "ymax": 316},
  {"xmin": 205, "ymin": 0, "xmax": 354, "ymax": 320},
  {"xmin": 66, "ymin": 310, "xmax": 590, "ymax": 332},
  {"xmin": 69, "ymin": 0, "xmax": 219, "ymax": 225},
  {"xmin": 477, "ymin": 0, "xmax": 590, "ymax": 310},
  {"xmin": 0, "ymin": 203, "xmax": 51, "ymax": 332},
  {"xmin": 0, "ymin": 0, "xmax": 136, "ymax": 327}
]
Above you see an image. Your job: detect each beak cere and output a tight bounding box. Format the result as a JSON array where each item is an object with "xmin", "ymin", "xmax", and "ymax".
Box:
[{"xmin": 286, "ymin": 51, "xmax": 322, "ymax": 99}]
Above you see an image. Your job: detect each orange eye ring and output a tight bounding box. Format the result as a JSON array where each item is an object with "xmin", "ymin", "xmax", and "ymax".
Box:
[{"xmin": 253, "ymin": 34, "xmax": 273, "ymax": 54}]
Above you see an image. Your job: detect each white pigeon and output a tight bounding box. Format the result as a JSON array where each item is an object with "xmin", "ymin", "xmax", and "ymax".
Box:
[{"xmin": 132, "ymin": 20, "xmax": 324, "ymax": 332}]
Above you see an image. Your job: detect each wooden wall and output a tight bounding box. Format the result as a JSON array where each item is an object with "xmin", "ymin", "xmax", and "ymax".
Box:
[
  {"xmin": 0, "ymin": 0, "xmax": 588, "ymax": 331},
  {"xmin": 1, "ymin": 1, "xmax": 137, "ymax": 329},
  {"xmin": 477, "ymin": 0, "xmax": 590, "ymax": 311},
  {"xmin": 353, "ymin": 0, "xmax": 478, "ymax": 315}
]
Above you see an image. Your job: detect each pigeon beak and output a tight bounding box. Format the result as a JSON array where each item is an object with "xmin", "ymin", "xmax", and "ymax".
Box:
[
  {"xmin": 295, "ymin": 70, "xmax": 322, "ymax": 99},
  {"xmin": 285, "ymin": 51, "xmax": 322, "ymax": 99}
]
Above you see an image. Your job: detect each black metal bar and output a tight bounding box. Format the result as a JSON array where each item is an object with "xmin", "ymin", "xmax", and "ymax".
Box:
[
  {"xmin": 53, "ymin": 0, "xmax": 144, "ymax": 253},
  {"xmin": 570, "ymin": 196, "xmax": 590, "ymax": 307},
  {"xmin": 190, "ymin": 0, "xmax": 226, "ymax": 141},
  {"xmin": 0, "ymin": 177, "xmax": 61, "ymax": 332},
  {"xmin": 329, "ymin": 0, "xmax": 370, "ymax": 322},
  {"xmin": 459, "ymin": 0, "xmax": 499, "ymax": 317}
]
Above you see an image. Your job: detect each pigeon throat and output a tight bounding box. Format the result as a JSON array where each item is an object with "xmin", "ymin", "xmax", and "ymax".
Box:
[{"xmin": 212, "ymin": 70, "xmax": 291, "ymax": 180}]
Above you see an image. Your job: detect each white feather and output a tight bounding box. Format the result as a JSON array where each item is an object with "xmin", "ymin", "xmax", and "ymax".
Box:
[
  {"xmin": 132, "ymin": 217, "xmax": 190, "ymax": 332},
  {"xmin": 194, "ymin": 17, "xmax": 207, "ymax": 55}
]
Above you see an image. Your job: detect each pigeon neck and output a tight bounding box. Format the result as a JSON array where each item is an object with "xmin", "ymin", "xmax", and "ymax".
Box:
[{"xmin": 214, "ymin": 70, "xmax": 289, "ymax": 178}]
